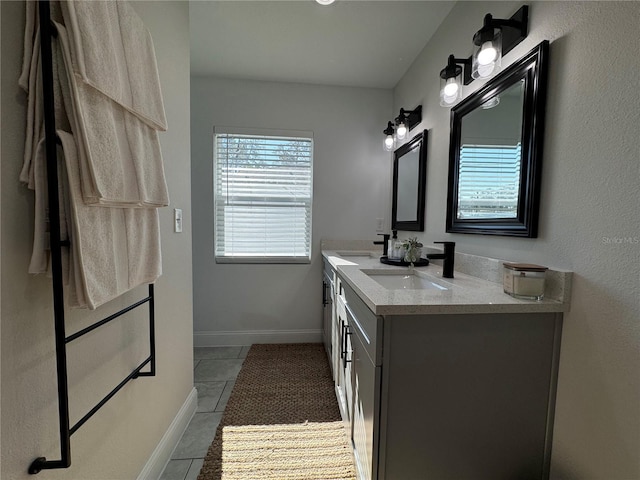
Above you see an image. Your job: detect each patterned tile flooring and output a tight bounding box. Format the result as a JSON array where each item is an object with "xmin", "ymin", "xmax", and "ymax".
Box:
[{"xmin": 159, "ymin": 346, "xmax": 250, "ymax": 480}]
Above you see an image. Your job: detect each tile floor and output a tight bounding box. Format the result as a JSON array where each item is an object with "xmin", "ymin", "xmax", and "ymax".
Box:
[{"xmin": 160, "ymin": 346, "xmax": 251, "ymax": 480}]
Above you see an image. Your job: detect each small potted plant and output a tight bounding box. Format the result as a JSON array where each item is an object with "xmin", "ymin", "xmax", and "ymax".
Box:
[{"xmin": 402, "ymin": 237, "xmax": 423, "ymax": 265}]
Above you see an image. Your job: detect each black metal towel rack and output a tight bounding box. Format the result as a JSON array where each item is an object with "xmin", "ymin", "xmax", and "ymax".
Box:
[{"xmin": 28, "ymin": 1, "xmax": 156, "ymax": 474}]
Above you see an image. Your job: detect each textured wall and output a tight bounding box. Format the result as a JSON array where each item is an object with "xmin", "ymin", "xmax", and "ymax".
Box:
[
  {"xmin": 191, "ymin": 77, "xmax": 392, "ymax": 344},
  {"xmin": 1, "ymin": 2, "xmax": 193, "ymax": 479},
  {"xmin": 393, "ymin": 2, "xmax": 640, "ymax": 478}
]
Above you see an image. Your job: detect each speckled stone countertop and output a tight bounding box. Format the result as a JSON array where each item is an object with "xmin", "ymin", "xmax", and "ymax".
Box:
[{"xmin": 321, "ymin": 239, "xmax": 572, "ymax": 316}]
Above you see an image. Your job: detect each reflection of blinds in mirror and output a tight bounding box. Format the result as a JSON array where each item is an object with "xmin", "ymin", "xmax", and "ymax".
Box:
[{"xmin": 457, "ymin": 144, "xmax": 521, "ymax": 219}]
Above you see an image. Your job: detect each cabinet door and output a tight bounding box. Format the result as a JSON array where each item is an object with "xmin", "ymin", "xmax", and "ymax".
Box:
[
  {"xmin": 335, "ymin": 294, "xmax": 352, "ymax": 425},
  {"xmin": 322, "ymin": 272, "xmax": 333, "ymax": 361},
  {"xmin": 351, "ymin": 317, "xmax": 380, "ymax": 480},
  {"xmin": 331, "ymin": 296, "xmax": 341, "ymax": 384},
  {"xmin": 343, "ymin": 313, "xmax": 354, "ymax": 425}
]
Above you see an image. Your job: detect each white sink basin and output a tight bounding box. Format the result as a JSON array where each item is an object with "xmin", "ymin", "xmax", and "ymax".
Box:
[
  {"xmin": 335, "ymin": 251, "xmax": 378, "ymax": 260},
  {"xmin": 364, "ymin": 270, "xmax": 448, "ymax": 291}
]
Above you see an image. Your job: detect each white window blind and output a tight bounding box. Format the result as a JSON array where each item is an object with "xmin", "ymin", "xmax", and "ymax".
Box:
[
  {"xmin": 214, "ymin": 129, "xmax": 313, "ymax": 263},
  {"xmin": 457, "ymin": 143, "xmax": 522, "ymax": 219}
]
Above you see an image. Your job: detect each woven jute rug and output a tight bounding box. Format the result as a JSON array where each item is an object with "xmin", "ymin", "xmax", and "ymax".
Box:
[{"xmin": 197, "ymin": 343, "xmax": 357, "ymax": 480}]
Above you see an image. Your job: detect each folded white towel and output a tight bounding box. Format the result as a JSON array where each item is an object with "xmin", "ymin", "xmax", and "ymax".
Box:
[
  {"xmin": 59, "ymin": 0, "xmax": 167, "ymax": 131},
  {"xmin": 54, "ymin": 20, "xmax": 169, "ymax": 208},
  {"xmin": 58, "ymin": 131, "xmax": 162, "ymax": 309},
  {"xmin": 28, "ymin": 139, "xmax": 72, "ymax": 289},
  {"xmin": 20, "ymin": 17, "xmax": 42, "ymax": 186},
  {"xmin": 18, "ymin": 0, "xmax": 37, "ymax": 92},
  {"xmin": 28, "ymin": 139, "xmax": 52, "ymax": 275}
]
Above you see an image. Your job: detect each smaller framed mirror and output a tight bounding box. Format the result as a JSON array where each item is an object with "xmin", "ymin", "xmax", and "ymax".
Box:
[
  {"xmin": 392, "ymin": 129, "xmax": 428, "ymax": 231},
  {"xmin": 446, "ymin": 41, "xmax": 549, "ymax": 237}
]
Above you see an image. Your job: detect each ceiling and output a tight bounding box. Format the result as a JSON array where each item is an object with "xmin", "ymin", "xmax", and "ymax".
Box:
[{"xmin": 189, "ymin": 1, "xmax": 455, "ymax": 89}]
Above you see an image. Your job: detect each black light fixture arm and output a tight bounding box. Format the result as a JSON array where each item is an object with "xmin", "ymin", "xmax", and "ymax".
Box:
[
  {"xmin": 383, "ymin": 121, "xmax": 395, "ymax": 136},
  {"xmin": 473, "ymin": 5, "xmax": 529, "ymax": 56}
]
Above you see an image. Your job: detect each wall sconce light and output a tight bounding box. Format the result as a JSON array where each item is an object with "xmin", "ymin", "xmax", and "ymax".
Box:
[
  {"xmin": 439, "ymin": 55, "xmax": 470, "ymax": 107},
  {"xmin": 439, "ymin": 5, "xmax": 529, "ymax": 107},
  {"xmin": 382, "ymin": 106, "xmax": 422, "ymax": 150},
  {"xmin": 383, "ymin": 121, "xmax": 395, "ymax": 152},
  {"xmin": 472, "ymin": 6, "xmax": 529, "ymax": 79}
]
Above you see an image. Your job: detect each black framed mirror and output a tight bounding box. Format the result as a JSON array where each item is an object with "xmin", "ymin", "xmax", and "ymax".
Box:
[
  {"xmin": 392, "ymin": 129, "xmax": 428, "ymax": 231},
  {"xmin": 446, "ymin": 40, "xmax": 549, "ymax": 237}
]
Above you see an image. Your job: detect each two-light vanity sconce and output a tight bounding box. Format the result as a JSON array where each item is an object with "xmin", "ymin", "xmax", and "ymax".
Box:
[
  {"xmin": 384, "ymin": 5, "xmax": 529, "ymax": 150},
  {"xmin": 440, "ymin": 5, "xmax": 529, "ymax": 106},
  {"xmin": 383, "ymin": 106, "xmax": 423, "ymax": 151}
]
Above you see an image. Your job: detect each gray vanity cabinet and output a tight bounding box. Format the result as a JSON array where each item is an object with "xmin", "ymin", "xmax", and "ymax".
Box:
[{"xmin": 341, "ymin": 278, "xmax": 563, "ymax": 480}]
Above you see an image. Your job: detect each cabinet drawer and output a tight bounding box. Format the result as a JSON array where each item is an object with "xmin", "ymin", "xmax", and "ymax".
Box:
[{"xmin": 343, "ymin": 281, "xmax": 382, "ymax": 366}]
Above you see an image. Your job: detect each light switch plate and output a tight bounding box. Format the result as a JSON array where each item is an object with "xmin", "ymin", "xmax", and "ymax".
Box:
[
  {"xmin": 174, "ymin": 208, "xmax": 183, "ymax": 233},
  {"xmin": 376, "ymin": 218, "xmax": 384, "ymax": 232}
]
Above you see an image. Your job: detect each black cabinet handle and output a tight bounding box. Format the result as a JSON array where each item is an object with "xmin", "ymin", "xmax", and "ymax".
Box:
[
  {"xmin": 342, "ymin": 327, "xmax": 352, "ymax": 368},
  {"xmin": 322, "ymin": 281, "xmax": 328, "ymax": 305}
]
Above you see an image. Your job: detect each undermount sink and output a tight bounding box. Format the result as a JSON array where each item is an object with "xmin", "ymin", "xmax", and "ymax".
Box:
[
  {"xmin": 336, "ymin": 251, "xmax": 378, "ymax": 259},
  {"xmin": 363, "ymin": 270, "xmax": 448, "ymax": 291}
]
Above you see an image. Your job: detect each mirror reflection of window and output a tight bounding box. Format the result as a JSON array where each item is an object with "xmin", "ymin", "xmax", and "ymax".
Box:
[
  {"xmin": 397, "ymin": 147, "xmax": 420, "ymax": 221},
  {"xmin": 457, "ymin": 80, "xmax": 524, "ymax": 220}
]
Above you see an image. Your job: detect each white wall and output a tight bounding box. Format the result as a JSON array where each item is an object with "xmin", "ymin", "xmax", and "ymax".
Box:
[
  {"xmin": 1, "ymin": 2, "xmax": 193, "ymax": 479},
  {"xmin": 393, "ymin": 2, "xmax": 640, "ymax": 478},
  {"xmin": 191, "ymin": 77, "xmax": 392, "ymax": 345}
]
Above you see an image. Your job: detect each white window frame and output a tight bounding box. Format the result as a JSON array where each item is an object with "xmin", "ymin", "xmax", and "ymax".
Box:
[{"xmin": 213, "ymin": 126, "xmax": 313, "ymax": 264}]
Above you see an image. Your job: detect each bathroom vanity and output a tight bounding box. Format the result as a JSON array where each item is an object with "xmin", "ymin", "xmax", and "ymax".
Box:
[{"xmin": 321, "ymin": 242, "xmax": 571, "ymax": 480}]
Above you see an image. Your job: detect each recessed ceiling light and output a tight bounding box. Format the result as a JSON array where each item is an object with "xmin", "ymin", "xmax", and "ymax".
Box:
[{"xmin": 315, "ymin": 0, "xmax": 336, "ymax": 5}]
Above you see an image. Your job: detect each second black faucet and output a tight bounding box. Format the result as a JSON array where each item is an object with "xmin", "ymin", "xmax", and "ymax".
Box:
[{"xmin": 426, "ymin": 241, "xmax": 456, "ymax": 278}]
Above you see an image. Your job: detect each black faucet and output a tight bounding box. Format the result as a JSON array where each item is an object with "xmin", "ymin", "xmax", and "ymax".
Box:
[
  {"xmin": 374, "ymin": 233, "xmax": 390, "ymax": 256},
  {"xmin": 426, "ymin": 241, "xmax": 455, "ymax": 278}
]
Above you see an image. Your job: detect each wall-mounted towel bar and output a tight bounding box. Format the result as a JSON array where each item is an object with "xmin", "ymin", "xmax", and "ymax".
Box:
[{"xmin": 28, "ymin": 1, "xmax": 156, "ymax": 474}]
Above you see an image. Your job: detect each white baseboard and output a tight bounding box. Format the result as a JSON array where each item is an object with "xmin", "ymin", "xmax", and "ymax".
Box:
[
  {"xmin": 194, "ymin": 329, "xmax": 323, "ymax": 347},
  {"xmin": 137, "ymin": 387, "xmax": 198, "ymax": 480}
]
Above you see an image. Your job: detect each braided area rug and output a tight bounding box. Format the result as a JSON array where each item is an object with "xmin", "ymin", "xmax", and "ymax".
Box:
[{"xmin": 197, "ymin": 343, "xmax": 356, "ymax": 480}]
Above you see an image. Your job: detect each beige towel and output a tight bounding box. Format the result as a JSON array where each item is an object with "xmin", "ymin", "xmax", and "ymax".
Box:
[
  {"xmin": 28, "ymin": 139, "xmax": 72, "ymax": 290},
  {"xmin": 20, "ymin": 18, "xmax": 42, "ymax": 186},
  {"xmin": 18, "ymin": 0, "xmax": 37, "ymax": 92},
  {"xmin": 59, "ymin": 0, "xmax": 168, "ymax": 131},
  {"xmin": 58, "ymin": 131, "xmax": 162, "ymax": 309},
  {"xmin": 54, "ymin": 20, "xmax": 169, "ymax": 208}
]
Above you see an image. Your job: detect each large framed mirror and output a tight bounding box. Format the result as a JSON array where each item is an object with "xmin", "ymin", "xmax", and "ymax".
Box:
[
  {"xmin": 446, "ymin": 40, "xmax": 549, "ymax": 237},
  {"xmin": 392, "ymin": 129, "xmax": 428, "ymax": 231}
]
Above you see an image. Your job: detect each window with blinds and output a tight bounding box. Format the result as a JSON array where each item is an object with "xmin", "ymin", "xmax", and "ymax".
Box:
[
  {"xmin": 214, "ymin": 129, "xmax": 313, "ymax": 263},
  {"xmin": 457, "ymin": 143, "xmax": 522, "ymax": 219}
]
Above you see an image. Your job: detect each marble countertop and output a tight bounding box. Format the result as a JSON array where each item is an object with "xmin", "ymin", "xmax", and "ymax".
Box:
[{"xmin": 322, "ymin": 244, "xmax": 571, "ymax": 316}]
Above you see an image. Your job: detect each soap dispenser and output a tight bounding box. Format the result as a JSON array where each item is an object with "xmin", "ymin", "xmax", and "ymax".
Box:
[{"xmin": 388, "ymin": 230, "xmax": 400, "ymax": 259}]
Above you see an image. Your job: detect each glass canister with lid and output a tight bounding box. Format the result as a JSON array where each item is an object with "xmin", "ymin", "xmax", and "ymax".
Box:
[{"xmin": 503, "ymin": 263, "xmax": 548, "ymax": 301}]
